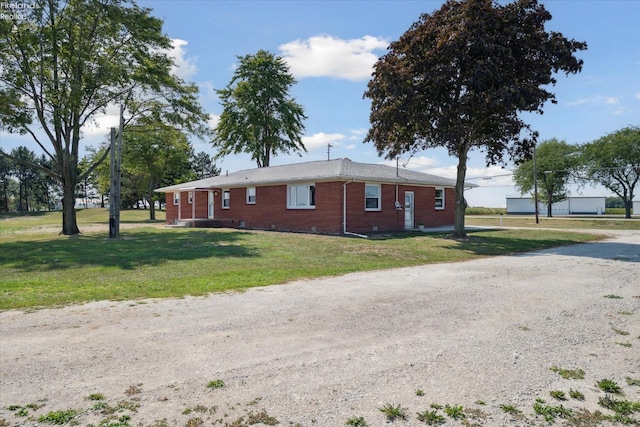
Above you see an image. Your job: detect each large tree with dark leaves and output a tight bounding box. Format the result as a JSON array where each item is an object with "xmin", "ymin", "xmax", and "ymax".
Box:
[
  {"xmin": 364, "ymin": 0, "xmax": 586, "ymax": 236},
  {"xmin": 0, "ymin": 0, "xmax": 209, "ymax": 235},
  {"xmin": 213, "ymin": 50, "xmax": 307, "ymax": 168}
]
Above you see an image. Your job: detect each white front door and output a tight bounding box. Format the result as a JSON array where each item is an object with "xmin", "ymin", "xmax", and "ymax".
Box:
[
  {"xmin": 208, "ymin": 191, "xmax": 215, "ymax": 219},
  {"xmin": 404, "ymin": 192, "xmax": 414, "ymax": 229}
]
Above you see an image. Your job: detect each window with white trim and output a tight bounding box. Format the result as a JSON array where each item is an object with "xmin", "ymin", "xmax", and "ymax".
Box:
[
  {"xmin": 246, "ymin": 187, "xmax": 256, "ymax": 204},
  {"xmin": 287, "ymin": 184, "xmax": 315, "ymax": 208},
  {"xmin": 188, "ymin": 191, "xmax": 193, "ymax": 204},
  {"xmin": 222, "ymin": 190, "xmax": 230, "ymax": 209},
  {"xmin": 365, "ymin": 184, "xmax": 381, "ymax": 211},
  {"xmin": 173, "ymin": 192, "xmax": 180, "ymax": 205},
  {"xmin": 435, "ymin": 188, "xmax": 445, "ymax": 210}
]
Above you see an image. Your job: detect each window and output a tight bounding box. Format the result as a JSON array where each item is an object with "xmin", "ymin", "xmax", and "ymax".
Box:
[
  {"xmin": 435, "ymin": 188, "xmax": 445, "ymax": 210},
  {"xmin": 246, "ymin": 187, "xmax": 256, "ymax": 204},
  {"xmin": 173, "ymin": 192, "xmax": 180, "ymax": 205},
  {"xmin": 222, "ymin": 190, "xmax": 230, "ymax": 209},
  {"xmin": 287, "ymin": 184, "xmax": 315, "ymax": 208},
  {"xmin": 188, "ymin": 191, "xmax": 193, "ymax": 204},
  {"xmin": 365, "ymin": 184, "xmax": 381, "ymax": 211}
]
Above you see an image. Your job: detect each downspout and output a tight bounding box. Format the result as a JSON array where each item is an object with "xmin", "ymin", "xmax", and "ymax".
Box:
[
  {"xmin": 177, "ymin": 191, "xmax": 181, "ymax": 221},
  {"xmin": 396, "ymin": 183, "xmax": 401, "ymax": 230},
  {"xmin": 192, "ymin": 191, "xmax": 195, "ymax": 219},
  {"xmin": 342, "ymin": 181, "xmax": 350, "ymax": 234}
]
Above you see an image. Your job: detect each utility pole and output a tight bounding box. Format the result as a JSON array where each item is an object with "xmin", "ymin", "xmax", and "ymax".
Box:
[
  {"xmin": 327, "ymin": 143, "xmax": 333, "ymax": 161},
  {"xmin": 533, "ymin": 142, "xmax": 539, "ymax": 224},
  {"xmin": 109, "ymin": 105, "xmax": 124, "ymax": 238}
]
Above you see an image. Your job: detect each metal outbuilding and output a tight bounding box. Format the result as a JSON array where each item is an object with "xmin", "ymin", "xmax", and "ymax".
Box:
[{"xmin": 506, "ymin": 196, "xmax": 606, "ymax": 215}]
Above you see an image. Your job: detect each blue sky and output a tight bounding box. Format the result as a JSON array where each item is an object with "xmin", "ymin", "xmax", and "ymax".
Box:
[{"xmin": 1, "ymin": 0, "xmax": 639, "ymax": 207}]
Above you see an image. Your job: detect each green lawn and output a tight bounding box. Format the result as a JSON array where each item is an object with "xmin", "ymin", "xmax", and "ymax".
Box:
[{"xmin": 0, "ymin": 209, "xmax": 604, "ymax": 310}]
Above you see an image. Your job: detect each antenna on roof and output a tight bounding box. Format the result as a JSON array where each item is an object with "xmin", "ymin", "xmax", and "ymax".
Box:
[{"xmin": 327, "ymin": 143, "xmax": 333, "ymax": 161}]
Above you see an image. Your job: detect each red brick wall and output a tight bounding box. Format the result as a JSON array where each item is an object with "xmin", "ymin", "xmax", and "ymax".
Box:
[
  {"xmin": 411, "ymin": 186, "xmax": 455, "ymax": 228},
  {"xmin": 165, "ymin": 182, "xmax": 455, "ymax": 233},
  {"xmin": 216, "ymin": 182, "xmax": 343, "ymax": 234},
  {"xmin": 164, "ymin": 190, "xmax": 209, "ymax": 224},
  {"xmin": 165, "ymin": 192, "xmax": 178, "ymax": 224},
  {"xmin": 344, "ymin": 182, "xmax": 400, "ymax": 233}
]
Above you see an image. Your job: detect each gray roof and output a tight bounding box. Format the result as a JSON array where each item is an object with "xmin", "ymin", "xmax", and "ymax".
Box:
[{"xmin": 155, "ymin": 158, "xmax": 471, "ymax": 192}]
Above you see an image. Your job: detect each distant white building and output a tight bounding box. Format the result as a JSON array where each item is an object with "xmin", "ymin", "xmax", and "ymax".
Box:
[
  {"xmin": 506, "ymin": 196, "xmax": 606, "ymax": 215},
  {"xmin": 633, "ymin": 198, "xmax": 639, "ymax": 215}
]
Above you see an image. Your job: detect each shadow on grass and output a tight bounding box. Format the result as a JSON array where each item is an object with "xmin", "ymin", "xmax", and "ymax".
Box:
[
  {"xmin": 451, "ymin": 232, "xmax": 589, "ymax": 256},
  {"xmin": 447, "ymin": 230, "xmax": 638, "ymax": 263},
  {"xmin": 370, "ymin": 228, "xmax": 605, "ymax": 258},
  {"xmin": 0, "ymin": 229, "xmax": 257, "ymax": 272}
]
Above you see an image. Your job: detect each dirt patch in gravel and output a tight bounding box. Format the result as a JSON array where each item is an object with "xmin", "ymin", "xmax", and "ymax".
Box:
[{"xmin": 1, "ymin": 231, "xmax": 639, "ymax": 426}]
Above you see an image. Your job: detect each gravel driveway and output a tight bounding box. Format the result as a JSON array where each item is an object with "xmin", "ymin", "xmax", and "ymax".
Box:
[{"xmin": 1, "ymin": 230, "xmax": 639, "ymax": 426}]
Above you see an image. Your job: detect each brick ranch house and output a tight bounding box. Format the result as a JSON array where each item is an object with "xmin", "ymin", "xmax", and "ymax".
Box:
[{"xmin": 155, "ymin": 158, "xmax": 475, "ymax": 235}]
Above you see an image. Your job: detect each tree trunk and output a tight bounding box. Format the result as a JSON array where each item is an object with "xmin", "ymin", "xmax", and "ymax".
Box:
[
  {"xmin": 624, "ymin": 198, "xmax": 632, "ymax": 219},
  {"xmin": 148, "ymin": 181, "xmax": 156, "ymax": 220},
  {"xmin": 453, "ymin": 147, "xmax": 468, "ymax": 238},
  {"xmin": 547, "ymin": 202, "xmax": 552, "ymax": 217},
  {"xmin": 61, "ymin": 177, "xmax": 80, "ymax": 235}
]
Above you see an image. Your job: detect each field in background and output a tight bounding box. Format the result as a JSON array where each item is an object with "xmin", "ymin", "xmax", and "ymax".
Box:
[
  {"xmin": 466, "ymin": 207, "xmax": 634, "ymax": 216},
  {"xmin": 0, "ymin": 208, "xmax": 165, "ymax": 236},
  {"xmin": 466, "ymin": 215, "xmax": 640, "ymax": 230}
]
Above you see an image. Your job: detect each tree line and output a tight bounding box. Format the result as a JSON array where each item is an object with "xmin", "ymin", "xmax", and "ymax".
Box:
[
  {"xmin": 513, "ymin": 126, "xmax": 639, "ymax": 219},
  {"xmin": 0, "ymin": 143, "xmax": 219, "ymax": 217}
]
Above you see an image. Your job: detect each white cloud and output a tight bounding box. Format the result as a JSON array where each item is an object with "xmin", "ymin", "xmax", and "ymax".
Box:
[
  {"xmin": 82, "ymin": 104, "xmax": 121, "ymax": 137},
  {"xmin": 379, "ymin": 158, "xmax": 514, "ymax": 187},
  {"xmin": 166, "ymin": 38, "xmax": 198, "ymax": 80},
  {"xmin": 565, "ymin": 95, "xmax": 630, "ymax": 115},
  {"xmin": 609, "ymin": 106, "xmax": 628, "ymax": 115},
  {"xmin": 279, "ymin": 35, "xmax": 388, "ymax": 81},
  {"xmin": 566, "ymin": 97, "xmax": 592, "ymax": 107},
  {"xmin": 208, "ymin": 113, "xmax": 220, "ymax": 130},
  {"xmin": 465, "ymin": 165, "xmax": 515, "ymax": 187},
  {"xmin": 635, "ymin": 92, "xmax": 640, "ymax": 100},
  {"xmin": 199, "ymin": 81, "xmax": 218, "ymax": 102},
  {"xmin": 415, "ymin": 164, "xmax": 457, "ymax": 179},
  {"xmin": 349, "ymin": 128, "xmax": 368, "ymax": 141},
  {"xmin": 301, "ymin": 132, "xmax": 346, "ymax": 150}
]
